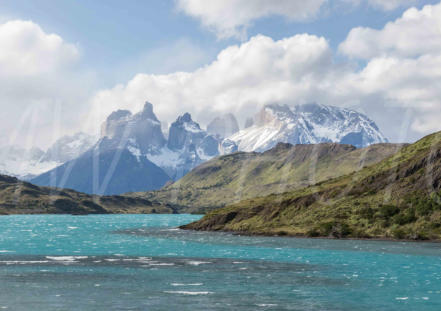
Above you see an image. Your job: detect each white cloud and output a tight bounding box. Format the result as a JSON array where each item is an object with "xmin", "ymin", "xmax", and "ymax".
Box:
[
  {"xmin": 0, "ymin": 20, "xmax": 93, "ymax": 149},
  {"xmin": 338, "ymin": 2, "xmax": 441, "ymax": 136},
  {"xmin": 0, "ymin": 20, "xmax": 79, "ymax": 76},
  {"xmin": 176, "ymin": 0, "xmax": 327, "ymax": 39},
  {"xmin": 90, "ymin": 34, "xmax": 343, "ymax": 132},
  {"xmin": 339, "ymin": 3, "xmax": 441, "ymax": 59}
]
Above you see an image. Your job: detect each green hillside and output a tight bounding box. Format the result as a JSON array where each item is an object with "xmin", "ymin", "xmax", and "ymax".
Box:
[
  {"xmin": 138, "ymin": 143, "xmax": 402, "ymax": 212},
  {"xmin": 182, "ymin": 132, "xmax": 441, "ymax": 240}
]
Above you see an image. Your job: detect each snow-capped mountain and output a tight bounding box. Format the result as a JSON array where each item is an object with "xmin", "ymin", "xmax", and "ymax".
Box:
[
  {"xmin": 30, "ymin": 101, "xmax": 388, "ymax": 195},
  {"xmin": 0, "ymin": 145, "xmax": 49, "ymax": 179},
  {"xmin": 41, "ymin": 132, "xmax": 97, "ymax": 163},
  {"xmin": 98, "ymin": 103, "xmax": 223, "ymax": 180},
  {"xmin": 227, "ymin": 103, "xmax": 387, "ymax": 152},
  {"xmin": 31, "ymin": 102, "xmax": 223, "ymax": 194},
  {"xmin": 164, "ymin": 112, "xmax": 221, "ymax": 179},
  {"xmin": 0, "ymin": 132, "xmax": 96, "ymax": 179}
]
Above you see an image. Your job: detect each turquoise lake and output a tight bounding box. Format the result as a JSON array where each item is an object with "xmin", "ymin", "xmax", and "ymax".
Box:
[{"xmin": 0, "ymin": 214, "xmax": 440, "ymax": 310}]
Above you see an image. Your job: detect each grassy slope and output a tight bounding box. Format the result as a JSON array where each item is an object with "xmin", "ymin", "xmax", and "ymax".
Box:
[
  {"xmin": 137, "ymin": 143, "xmax": 402, "ymax": 212},
  {"xmin": 0, "ymin": 175, "xmax": 175, "ymax": 215},
  {"xmin": 182, "ymin": 132, "xmax": 441, "ymax": 240}
]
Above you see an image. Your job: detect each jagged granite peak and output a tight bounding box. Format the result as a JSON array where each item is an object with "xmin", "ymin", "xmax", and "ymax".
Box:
[
  {"xmin": 137, "ymin": 101, "xmax": 159, "ymax": 122},
  {"xmin": 227, "ymin": 103, "xmax": 388, "ymax": 152},
  {"xmin": 101, "ymin": 110, "xmax": 132, "ymax": 139},
  {"xmin": 31, "ymin": 104, "xmax": 226, "ymax": 194},
  {"xmin": 207, "ymin": 113, "xmax": 239, "ymax": 138},
  {"xmin": 101, "ymin": 102, "xmax": 166, "ymax": 154},
  {"xmin": 167, "ymin": 113, "xmax": 205, "ymax": 151}
]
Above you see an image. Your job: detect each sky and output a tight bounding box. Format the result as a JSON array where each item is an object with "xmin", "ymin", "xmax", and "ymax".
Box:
[{"xmin": 1, "ymin": 0, "xmax": 441, "ymax": 149}]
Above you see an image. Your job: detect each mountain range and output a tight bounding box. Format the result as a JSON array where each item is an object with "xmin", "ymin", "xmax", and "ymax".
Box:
[
  {"xmin": 229, "ymin": 103, "xmax": 387, "ymax": 152},
  {"xmin": 28, "ymin": 101, "xmax": 387, "ymax": 195},
  {"xmin": 0, "ymin": 132, "xmax": 96, "ymax": 179}
]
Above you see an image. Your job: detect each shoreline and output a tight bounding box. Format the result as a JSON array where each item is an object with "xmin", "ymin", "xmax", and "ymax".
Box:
[{"xmin": 179, "ymin": 227, "xmax": 441, "ymax": 243}]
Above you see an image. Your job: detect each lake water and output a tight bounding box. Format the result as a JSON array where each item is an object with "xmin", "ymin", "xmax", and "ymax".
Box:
[{"xmin": 0, "ymin": 214, "xmax": 440, "ymax": 310}]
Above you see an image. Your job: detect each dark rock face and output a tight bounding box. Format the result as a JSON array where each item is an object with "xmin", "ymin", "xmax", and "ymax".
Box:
[
  {"xmin": 207, "ymin": 113, "xmax": 239, "ymax": 138},
  {"xmin": 167, "ymin": 113, "xmax": 205, "ymax": 151},
  {"xmin": 166, "ymin": 113, "xmax": 223, "ymax": 179}
]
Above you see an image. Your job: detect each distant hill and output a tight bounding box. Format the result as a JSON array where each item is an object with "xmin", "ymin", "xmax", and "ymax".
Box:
[
  {"xmin": 138, "ymin": 142, "xmax": 403, "ymax": 212},
  {"xmin": 0, "ymin": 175, "xmax": 175, "ymax": 215},
  {"xmin": 182, "ymin": 131, "xmax": 441, "ymax": 240}
]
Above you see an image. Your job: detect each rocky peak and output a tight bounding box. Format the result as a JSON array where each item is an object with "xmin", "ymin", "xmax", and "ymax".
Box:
[
  {"xmin": 100, "ymin": 102, "xmax": 166, "ymax": 153},
  {"xmin": 177, "ymin": 112, "xmax": 193, "ymax": 124},
  {"xmin": 137, "ymin": 101, "xmax": 159, "ymax": 122},
  {"xmin": 101, "ymin": 110, "xmax": 132, "ymax": 139},
  {"xmin": 167, "ymin": 113, "xmax": 205, "ymax": 151},
  {"xmin": 106, "ymin": 109, "xmax": 132, "ymax": 122},
  {"xmin": 255, "ymin": 104, "xmax": 295, "ymax": 126}
]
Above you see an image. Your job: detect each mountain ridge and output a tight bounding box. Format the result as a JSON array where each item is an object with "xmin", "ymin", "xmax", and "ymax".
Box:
[
  {"xmin": 181, "ymin": 131, "xmax": 441, "ymax": 240},
  {"xmin": 137, "ymin": 142, "xmax": 403, "ymax": 213}
]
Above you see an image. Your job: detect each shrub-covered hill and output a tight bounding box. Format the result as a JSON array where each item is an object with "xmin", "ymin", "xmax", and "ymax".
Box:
[
  {"xmin": 0, "ymin": 175, "xmax": 175, "ymax": 215},
  {"xmin": 182, "ymin": 132, "xmax": 441, "ymax": 240},
  {"xmin": 138, "ymin": 142, "xmax": 403, "ymax": 213}
]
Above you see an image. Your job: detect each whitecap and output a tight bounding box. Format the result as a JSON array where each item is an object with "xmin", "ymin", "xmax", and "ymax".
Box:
[
  {"xmin": 46, "ymin": 256, "xmax": 87, "ymax": 262},
  {"xmin": 164, "ymin": 291, "xmax": 213, "ymax": 295},
  {"xmin": 187, "ymin": 261, "xmax": 211, "ymax": 266},
  {"xmin": 0, "ymin": 260, "xmax": 49, "ymax": 265},
  {"xmin": 395, "ymin": 297, "xmax": 409, "ymax": 300},
  {"xmin": 171, "ymin": 283, "xmax": 203, "ymax": 286}
]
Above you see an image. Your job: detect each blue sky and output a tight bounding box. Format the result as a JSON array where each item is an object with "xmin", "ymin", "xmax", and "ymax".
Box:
[
  {"xmin": 1, "ymin": 0, "xmax": 441, "ymax": 147},
  {"xmin": 1, "ymin": 0, "xmax": 436, "ymax": 85}
]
